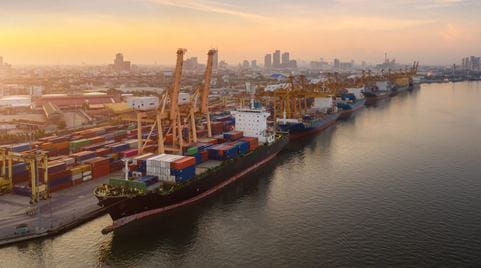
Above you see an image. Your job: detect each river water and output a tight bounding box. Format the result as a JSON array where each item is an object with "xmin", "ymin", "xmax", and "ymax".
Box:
[{"xmin": 2, "ymin": 82, "xmax": 481, "ymax": 267}]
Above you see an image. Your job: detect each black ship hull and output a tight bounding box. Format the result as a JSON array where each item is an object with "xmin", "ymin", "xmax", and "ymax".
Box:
[{"xmin": 97, "ymin": 135, "xmax": 288, "ymax": 231}]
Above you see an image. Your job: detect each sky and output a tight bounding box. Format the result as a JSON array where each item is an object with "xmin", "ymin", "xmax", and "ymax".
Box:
[{"xmin": 0, "ymin": 0, "xmax": 480, "ymax": 66}]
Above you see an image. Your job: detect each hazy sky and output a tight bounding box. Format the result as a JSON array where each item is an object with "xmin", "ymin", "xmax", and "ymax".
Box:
[{"xmin": 0, "ymin": 0, "xmax": 480, "ymax": 65}]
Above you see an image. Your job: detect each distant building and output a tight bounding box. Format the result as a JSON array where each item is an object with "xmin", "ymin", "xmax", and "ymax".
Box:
[
  {"xmin": 0, "ymin": 56, "xmax": 3, "ymax": 66},
  {"xmin": 470, "ymin": 56, "xmax": 480, "ymax": 71},
  {"xmin": 110, "ymin": 53, "xmax": 131, "ymax": 72},
  {"xmin": 289, "ymin": 60, "xmax": 297, "ymax": 68},
  {"xmin": 213, "ymin": 51, "xmax": 219, "ymax": 69},
  {"xmin": 333, "ymin": 58, "xmax": 340, "ymax": 69},
  {"xmin": 242, "ymin": 60, "xmax": 250, "ymax": 68},
  {"xmin": 251, "ymin": 60, "xmax": 257, "ymax": 68},
  {"xmin": 219, "ymin": 60, "xmax": 228, "ymax": 69},
  {"xmin": 184, "ymin": 57, "xmax": 199, "ymax": 70},
  {"xmin": 281, "ymin": 52, "xmax": 290, "ymax": 67},
  {"xmin": 264, "ymin": 54, "xmax": 272, "ymax": 68},
  {"xmin": 273, "ymin": 50, "xmax": 281, "ymax": 67}
]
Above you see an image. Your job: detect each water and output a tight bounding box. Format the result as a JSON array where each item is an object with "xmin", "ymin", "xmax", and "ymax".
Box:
[{"xmin": 2, "ymin": 82, "xmax": 481, "ymax": 267}]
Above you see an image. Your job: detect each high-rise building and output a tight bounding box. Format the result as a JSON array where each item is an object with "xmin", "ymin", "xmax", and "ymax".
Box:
[
  {"xmin": 470, "ymin": 56, "xmax": 480, "ymax": 71},
  {"xmin": 333, "ymin": 58, "xmax": 340, "ymax": 69},
  {"xmin": 281, "ymin": 52, "xmax": 290, "ymax": 67},
  {"xmin": 213, "ymin": 50, "xmax": 219, "ymax": 69},
  {"xmin": 242, "ymin": 60, "xmax": 250, "ymax": 68},
  {"xmin": 251, "ymin": 60, "xmax": 257, "ymax": 68},
  {"xmin": 0, "ymin": 56, "xmax": 3, "ymax": 66},
  {"xmin": 264, "ymin": 54, "xmax": 272, "ymax": 68},
  {"xmin": 111, "ymin": 53, "xmax": 131, "ymax": 71},
  {"xmin": 184, "ymin": 57, "xmax": 199, "ymax": 70},
  {"xmin": 273, "ymin": 50, "xmax": 281, "ymax": 67}
]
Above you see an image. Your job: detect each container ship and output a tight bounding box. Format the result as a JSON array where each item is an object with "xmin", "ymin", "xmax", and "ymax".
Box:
[
  {"xmin": 389, "ymin": 77, "xmax": 410, "ymax": 96},
  {"xmin": 336, "ymin": 87, "xmax": 366, "ymax": 120},
  {"xmin": 94, "ymin": 105, "xmax": 288, "ymax": 233},
  {"xmin": 276, "ymin": 97, "xmax": 340, "ymax": 141},
  {"xmin": 363, "ymin": 81, "xmax": 391, "ymax": 105}
]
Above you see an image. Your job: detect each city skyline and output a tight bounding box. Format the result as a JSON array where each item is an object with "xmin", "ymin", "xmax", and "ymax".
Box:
[{"xmin": 0, "ymin": 0, "xmax": 480, "ymax": 65}]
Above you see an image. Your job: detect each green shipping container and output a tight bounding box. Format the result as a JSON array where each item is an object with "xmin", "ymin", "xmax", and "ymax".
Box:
[{"xmin": 185, "ymin": 146, "xmax": 198, "ymax": 156}]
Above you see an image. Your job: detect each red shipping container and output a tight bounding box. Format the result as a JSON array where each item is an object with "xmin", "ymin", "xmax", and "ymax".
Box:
[
  {"xmin": 201, "ymin": 150, "xmax": 208, "ymax": 162},
  {"xmin": 84, "ymin": 157, "xmax": 110, "ymax": 179},
  {"xmin": 96, "ymin": 147, "xmax": 112, "ymax": 156},
  {"xmin": 88, "ymin": 136, "xmax": 105, "ymax": 144},
  {"xmin": 143, "ymin": 145, "xmax": 157, "ymax": 153},
  {"xmin": 171, "ymin": 156, "xmax": 196, "ymax": 170},
  {"xmin": 240, "ymin": 137, "xmax": 258, "ymax": 151},
  {"xmin": 120, "ymin": 149, "xmax": 138, "ymax": 158},
  {"xmin": 164, "ymin": 134, "xmax": 173, "ymax": 144},
  {"xmin": 198, "ymin": 138, "xmax": 217, "ymax": 145}
]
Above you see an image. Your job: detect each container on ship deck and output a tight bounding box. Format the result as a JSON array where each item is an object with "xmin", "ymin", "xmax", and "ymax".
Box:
[
  {"xmin": 213, "ymin": 135, "xmax": 226, "ymax": 144},
  {"xmin": 137, "ymin": 175, "xmax": 159, "ymax": 186},
  {"xmin": 142, "ymin": 144, "xmax": 157, "ymax": 153},
  {"xmin": 239, "ymin": 137, "xmax": 258, "ymax": 151},
  {"xmin": 171, "ymin": 165, "xmax": 195, "ymax": 182},
  {"xmin": 198, "ymin": 137, "xmax": 217, "ymax": 145},
  {"xmin": 196, "ymin": 129, "xmax": 208, "ymax": 138},
  {"xmin": 223, "ymin": 131, "xmax": 243, "ymax": 141},
  {"xmin": 171, "ymin": 156, "xmax": 196, "ymax": 170},
  {"xmin": 164, "ymin": 134, "xmax": 173, "ymax": 144},
  {"xmin": 184, "ymin": 146, "xmax": 198, "ymax": 156}
]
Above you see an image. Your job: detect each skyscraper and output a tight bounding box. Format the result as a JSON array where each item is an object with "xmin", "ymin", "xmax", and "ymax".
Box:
[
  {"xmin": 264, "ymin": 54, "xmax": 272, "ymax": 68},
  {"xmin": 251, "ymin": 60, "xmax": 257, "ymax": 68},
  {"xmin": 273, "ymin": 50, "xmax": 281, "ymax": 67},
  {"xmin": 281, "ymin": 52, "xmax": 290, "ymax": 67},
  {"xmin": 213, "ymin": 50, "xmax": 219, "ymax": 69},
  {"xmin": 0, "ymin": 56, "xmax": 3, "ymax": 66},
  {"xmin": 242, "ymin": 60, "xmax": 250, "ymax": 68},
  {"xmin": 333, "ymin": 58, "xmax": 340, "ymax": 69},
  {"xmin": 111, "ymin": 53, "xmax": 131, "ymax": 71}
]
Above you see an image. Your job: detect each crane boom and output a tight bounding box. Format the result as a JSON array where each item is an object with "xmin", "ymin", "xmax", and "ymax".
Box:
[
  {"xmin": 169, "ymin": 48, "xmax": 186, "ymax": 120},
  {"xmin": 201, "ymin": 49, "xmax": 216, "ymax": 114}
]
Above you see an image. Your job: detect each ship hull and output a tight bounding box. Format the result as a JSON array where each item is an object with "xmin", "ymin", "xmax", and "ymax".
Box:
[
  {"xmin": 338, "ymin": 98, "xmax": 366, "ymax": 120},
  {"xmin": 97, "ymin": 135, "xmax": 288, "ymax": 231},
  {"xmin": 365, "ymin": 92, "xmax": 390, "ymax": 106},
  {"xmin": 281, "ymin": 112, "xmax": 341, "ymax": 141},
  {"xmin": 389, "ymin": 85, "xmax": 409, "ymax": 96}
]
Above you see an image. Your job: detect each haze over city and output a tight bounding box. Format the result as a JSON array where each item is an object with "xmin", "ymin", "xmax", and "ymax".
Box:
[{"xmin": 1, "ymin": 0, "xmax": 480, "ymax": 65}]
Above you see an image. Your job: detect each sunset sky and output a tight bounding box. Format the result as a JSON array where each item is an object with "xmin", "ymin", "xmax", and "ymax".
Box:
[{"xmin": 0, "ymin": 0, "xmax": 480, "ymax": 65}]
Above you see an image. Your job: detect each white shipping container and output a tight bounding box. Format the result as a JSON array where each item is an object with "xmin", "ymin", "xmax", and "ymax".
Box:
[
  {"xmin": 83, "ymin": 175, "xmax": 92, "ymax": 181},
  {"xmin": 313, "ymin": 97, "xmax": 333, "ymax": 109},
  {"xmin": 83, "ymin": 170, "xmax": 92, "ymax": 176}
]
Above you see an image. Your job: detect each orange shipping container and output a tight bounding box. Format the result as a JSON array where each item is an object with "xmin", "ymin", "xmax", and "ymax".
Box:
[{"xmin": 171, "ymin": 156, "xmax": 196, "ymax": 170}]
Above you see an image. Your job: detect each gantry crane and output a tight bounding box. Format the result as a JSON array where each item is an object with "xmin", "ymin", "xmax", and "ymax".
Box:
[{"xmin": 0, "ymin": 147, "xmax": 49, "ymax": 203}]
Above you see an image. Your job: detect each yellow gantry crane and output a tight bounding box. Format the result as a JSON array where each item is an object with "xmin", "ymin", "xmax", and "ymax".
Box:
[
  {"xmin": 256, "ymin": 75, "xmax": 337, "ymax": 121},
  {"xmin": 0, "ymin": 147, "xmax": 49, "ymax": 203}
]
